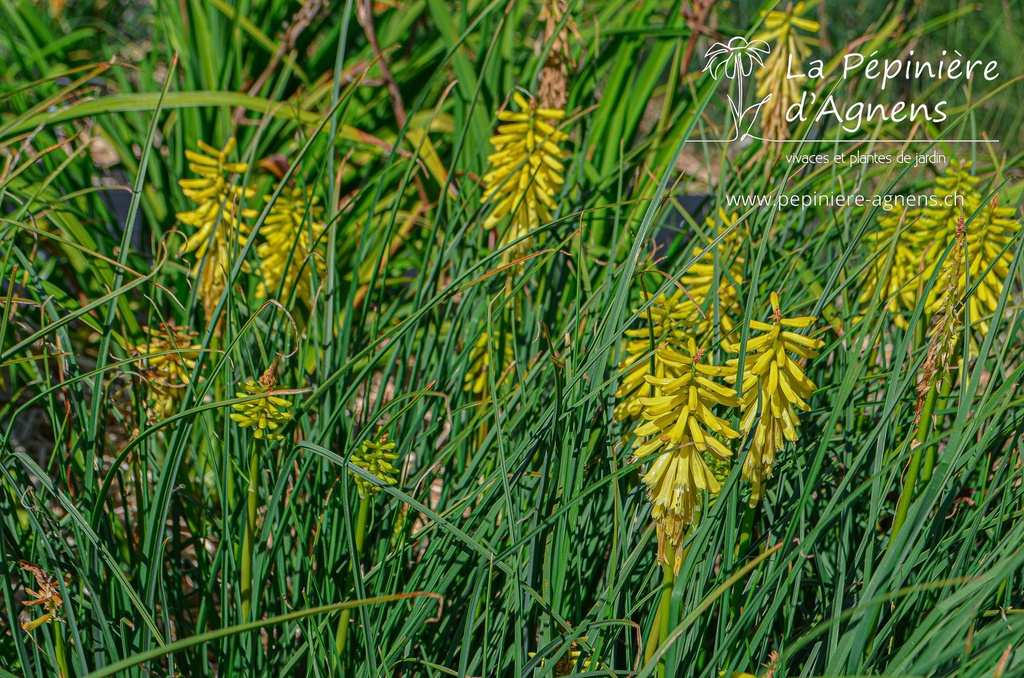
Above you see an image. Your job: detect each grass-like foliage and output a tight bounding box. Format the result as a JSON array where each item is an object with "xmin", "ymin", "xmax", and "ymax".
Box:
[{"xmin": 2, "ymin": 0, "xmax": 1023, "ymax": 676}]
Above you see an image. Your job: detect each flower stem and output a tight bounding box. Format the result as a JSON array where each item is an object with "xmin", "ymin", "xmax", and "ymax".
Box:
[
  {"xmin": 890, "ymin": 379, "xmax": 939, "ymax": 543},
  {"xmin": 658, "ymin": 563, "xmax": 676, "ymax": 678},
  {"xmin": 921, "ymin": 357, "xmax": 956, "ymax": 485},
  {"xmin": 214, "ymin": 335, "xmax": 233, "ymax": 511},
  {"xmin": 731, "ymin": 503, "xmax": 758, "ymax": 621},
  {"xmin": 644, "ymin": 563, "xmax": 676, "ymax": 668},
  {"xmin": 54, "ymin": 626, "xmax": 69, "ymax": 678},
  {"xmin": 864, "ymin": 376, "xmax": 939, "ymax": 659},
  {"xmin": 867, "ymin": 328, "xmax": 946, "ymax": 658},
  {"xmin": 335, "ymin": 494, "xmax": 370, "ymax": 658},
  {"xmin": 240, "ymin": 443, "xmax": 259, "ymax": 620},
  {"xmin": 737, "ymin": 502, "xmax": 757, "ymax": 558}
]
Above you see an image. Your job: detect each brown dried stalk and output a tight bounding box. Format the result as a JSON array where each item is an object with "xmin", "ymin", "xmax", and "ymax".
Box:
[
  {"xmin": 914, "ymin": 215, "xmax": 965, "ymax": 426},
  {"xmin": 537, "ymin": 0, "xmax": 580, "ymax": 111}
]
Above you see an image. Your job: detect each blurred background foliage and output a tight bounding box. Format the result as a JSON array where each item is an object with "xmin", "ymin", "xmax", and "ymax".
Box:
[{"xmin": 1, "ymin": 0, "xmax": 1023, "ymax": 676}]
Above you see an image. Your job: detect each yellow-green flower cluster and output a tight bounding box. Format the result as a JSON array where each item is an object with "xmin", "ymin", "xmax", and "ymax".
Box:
[
  {"xmin": 922, "ymin": 167, "xmax": 1017, "ymax": 333},
  {"xmin": 754, "ymin": 2, "xmax": 819, "ymax": 141},
  {"xmin": 613, "ymin": 210, "xmax": 744, "ymax": 422},
  {"xmin": 613, "ymin": 290, "xmax": 689, "ymax": 421},
  {"xmin": 176, "ymin": 139, "xmax": 342, "ymax": 323},
  {"xmin": 463, "ymin": 330, "xmax": 515, "ymax": 398},
  {"xmin": 481, "ymin": 92, "xmax": 568, "ymax": 260},
  {"xmin": 858, "ymin": 214, "xmax": 923, "ymax": 329},
  {"xmin": 861, "ymin": 162, "xmax": 1019, "ymax": 333},
  {"xmin": 616, "ymin": 280, "xmax": 825, "ymax": 565},
  {"xmin": 631, "ymin": 339, "xmax": 740, "ymax": 571},
  {"xmin": 678, "ymin": 209, "xmax": 745, "ymax": 340},
  {"xmin": 350, "ymin": 431, "xmax": 399, "ymax": 498},
  {"xmin": 230, "ymin": 368, "xmax": 293, "ymax": 442},
  {"xmin": 134, "ymin": 323, "xmax": 201, "ymax": 422},
  {"xmin": 729, "ymin": 292, "xmax": 824, "ymax": 506},
  {"xmin": 256, "ymin": 186, "xmax": 327, "ymax": 309},
  {"xmin": 176, "ymin": 138, "xmax": 256, "ymax": 321}
]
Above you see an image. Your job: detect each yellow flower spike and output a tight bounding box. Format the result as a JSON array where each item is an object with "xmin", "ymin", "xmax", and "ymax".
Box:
[
  {"xmin": 634, "ymin": 339, "xmax": 740, "ymax": 459},
  {"xmin": 255, "ymin": 186, "xmax": 327, "ymax": 309},
  {"xmin": 613, "ymin": 216, "xmax": 747, "ymax": 570},
  {"xmin": 922, "ymin": 176, "xmax": 1016, "ymax": 335},
  {"xmin": 480, "ymin": 92, "xmax": 568, "ymax": 260},
  {"xmin": 463, "ymin": 330, "xmax": 516, "ymax": 398},
  {"xmin": 230, "ymin": 367, "xmax": 293, "ymax": 442},
  {"xmin": 134, "ymin": 323, "xmax": 202, "ymax": 422},
  {"xmin": 645, "ymin": 445, "xmax": 727, "ymax": 573},
  {"xmin": 614, "ymin": 212, "xmax": 744, "ymax": 421},
  {"xmin": 729, "ymin": 292, "xmax": 824, "ymax": 506},
  {"xmin": 176, "ymin": 137, "xmax": 257, "ymax": 323},
  {"xmin": 630, "ymin": 339, "xmax": 739, "ymax": 573},
  {"xmin": 860, "ymin": 162, "xmax": 1019, "ymax": 335},
  {"xmin": 754, "ymin": 2, "xmax": 820, "ymax": 142},
  {"xmin": 350, "ymin": 431, "xmax": 399, "ymax": 499}
]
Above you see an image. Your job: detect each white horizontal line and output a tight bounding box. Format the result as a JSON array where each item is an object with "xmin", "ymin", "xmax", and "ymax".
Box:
[{"xmin": 695, "ymin": 139, "xmax": 1000, "ymax": 144}]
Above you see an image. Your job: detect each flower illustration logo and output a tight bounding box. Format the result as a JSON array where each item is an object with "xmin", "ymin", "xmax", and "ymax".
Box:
[
  {"xmin": 704, "ymin": 37, "xmax": 773, "ymax": 141},
  {"xmin": 704, "ymin": 37, "xmax": 770, "ymax": 80}
]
